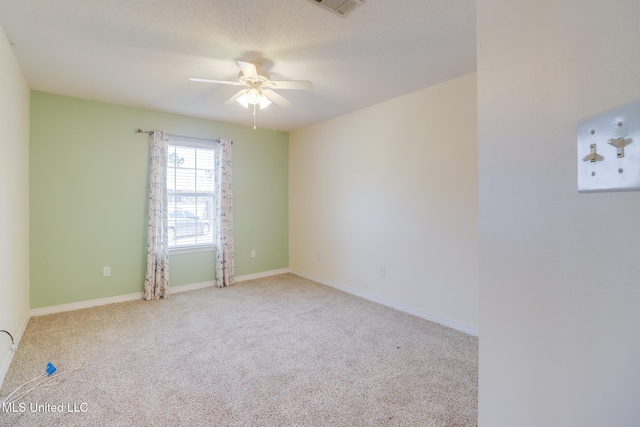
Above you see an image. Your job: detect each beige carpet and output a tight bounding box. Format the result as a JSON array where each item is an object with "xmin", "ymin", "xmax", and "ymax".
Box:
[{"xmin": 0, "ymin": 274, "xmax": 478, "ymax": 426}]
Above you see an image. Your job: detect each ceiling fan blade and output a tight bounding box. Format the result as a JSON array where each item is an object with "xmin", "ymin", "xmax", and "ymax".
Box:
[
  {"xmin": 263, "ymin": 89, "xmax": 292, "ymax": 107},
  {"xmin": 225, "ymin": 90, "xmax": 246, "ymax": 105},
  {"xmin": 237, "ymin": 61, "xmax": 258, "ymax": 78},
  {"xmin": 269, "ymin": 80, "xmax": 313, "ymax": 90},
  {"xmin": 189, "ymin": 77, "xmax": 242, "ymax": 85}
]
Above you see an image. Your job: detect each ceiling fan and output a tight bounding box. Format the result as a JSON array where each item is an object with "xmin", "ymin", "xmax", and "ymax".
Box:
[{"xmin": 190, "ymin": 61, "xmax": 313, "ymax": 111}]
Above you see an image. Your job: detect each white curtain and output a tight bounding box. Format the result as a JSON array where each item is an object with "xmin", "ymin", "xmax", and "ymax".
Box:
[
  {"xmin": 214, "ymin": 139, "xmax": 234, "ymax": 287},
  {"xmin": 144, "ymin": 130, "xmax": 170, "ymax": 300}
]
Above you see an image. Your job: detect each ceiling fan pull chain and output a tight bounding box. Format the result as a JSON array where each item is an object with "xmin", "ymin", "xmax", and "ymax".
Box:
[{"xmin": 253, "ymin": 104, "xmax": 257, "ymax": 130}]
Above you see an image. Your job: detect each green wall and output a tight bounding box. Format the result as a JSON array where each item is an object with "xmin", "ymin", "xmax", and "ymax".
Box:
[{"xmin": 30, "ymin": 91, "xmax": 289, "ymax": 309}]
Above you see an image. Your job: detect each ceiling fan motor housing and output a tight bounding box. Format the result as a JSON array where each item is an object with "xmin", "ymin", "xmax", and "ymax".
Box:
[{"xmin": 239, "ymin": 70, "xmax": 272, "ymax": 87}]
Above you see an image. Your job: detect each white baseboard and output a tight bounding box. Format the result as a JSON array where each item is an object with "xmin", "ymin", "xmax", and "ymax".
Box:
[
  {"xmin": 235, "ymin": 268, "xmax": 290, "ymax": 282},
  {"xmin": 170, "ymin": 267, "xmax": 290, "ymax": 290},
  {"xmin": 29, "ymin": 282, "xmax": 218, "ymax": 317},
  {"xmin": 29, "ymin": 292, "xmax": 145, "ymax": 317},
  {"xmin": 290, "ymin": 269, "xmax": 479, "ymax": 337},
  {"xmin": 0, "ymin": 313, "xmax": 30, "ymax": 388},
  {"xmin": 171, "ymin": 280, "xmax": 216, "ymax": 294},
  {"xmin": 28, "ymin": 268, "xmax": 291, "ymax": 318}
]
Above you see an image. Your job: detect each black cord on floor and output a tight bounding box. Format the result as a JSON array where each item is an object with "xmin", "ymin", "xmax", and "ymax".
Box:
[{"xmin": 1, "ymin": 330, "xmax": 15, "ymax": 344}]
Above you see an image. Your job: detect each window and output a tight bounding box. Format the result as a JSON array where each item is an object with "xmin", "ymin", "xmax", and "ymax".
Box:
[{"xmin": 167, "ymin": 137, "xmax": 215, "ymax": 250}]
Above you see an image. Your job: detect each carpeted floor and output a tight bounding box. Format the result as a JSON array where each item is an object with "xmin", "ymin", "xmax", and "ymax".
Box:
[{"xmin": 0, "ymin": 274, "xmax": 478, "ymax": 426}]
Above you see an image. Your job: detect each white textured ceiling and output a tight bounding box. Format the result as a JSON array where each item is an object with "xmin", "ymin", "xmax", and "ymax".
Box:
[{"xmin": 0, "ymin": 0, "xmax": 475, "ymax": 132}]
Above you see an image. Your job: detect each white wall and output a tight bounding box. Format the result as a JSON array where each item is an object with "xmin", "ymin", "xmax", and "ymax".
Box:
[
  {"xmin": 290, "ymin": 74, "xmax": 478, "ymax": 334},
  {"xmin": 0, "ymin": 24, "xmax": 30, "ymax": 385},
  {"xmin": 478, "ymin": 1, "xmax": 640, "ymax": 426}
]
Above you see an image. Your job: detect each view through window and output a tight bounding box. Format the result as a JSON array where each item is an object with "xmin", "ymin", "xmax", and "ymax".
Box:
[{"xmin": 167, "ymin": 139, "xmax": 215, "ymax": 249}]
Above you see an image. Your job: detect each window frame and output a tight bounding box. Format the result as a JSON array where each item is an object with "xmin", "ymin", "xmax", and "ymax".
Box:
[{"xmin": 166, "ymin": 135, "xmax": 217, "ymax": 254}]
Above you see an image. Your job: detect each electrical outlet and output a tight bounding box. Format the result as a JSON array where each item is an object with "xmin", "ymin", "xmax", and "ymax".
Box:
[
  {"xmin": 378, "ymin": 267, "xmax": 386, "ymax": 277},
  {"xmin": 10, "ymin": 343, "xmax": 18, "ymax": 352},
  {"xmin": 103, "ymin": 266, "xmax": 111, "ymax": 277},
  {"xmin": 251, "ymin": 250, "xmax": 256, "ymax": 258}
]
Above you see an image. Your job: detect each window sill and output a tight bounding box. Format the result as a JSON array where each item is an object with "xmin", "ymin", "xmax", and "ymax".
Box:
[{"xmin": 169, "ymin": 245, "xmax": 215, "ymax": 255}]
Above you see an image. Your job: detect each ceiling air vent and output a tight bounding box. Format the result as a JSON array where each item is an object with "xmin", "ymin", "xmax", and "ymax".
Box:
[{"xmin": 308, "ymin": 0, "xmax": 365, "ymax": 16}]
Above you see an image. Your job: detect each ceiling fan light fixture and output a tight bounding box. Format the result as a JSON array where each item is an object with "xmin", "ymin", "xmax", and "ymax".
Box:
[
  {"xmin": 237, "ymin": 87, "xmax": 272, "ymax": 109},
  {"xmin": 237, "ymin": 93, "xmax": 250, "ymax": 108},
  {"xmin": 259, "ymin": 96, "xmax": 272, "ymax": 109},
  {"xmin": 247, "ymin": 87, "xmax": 261, "ymax": 104}
]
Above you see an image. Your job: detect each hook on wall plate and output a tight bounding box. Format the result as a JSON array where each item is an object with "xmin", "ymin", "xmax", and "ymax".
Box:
[
  {"xmin": 582, "ymin": 143, "xmax": 604, "ymax": 163},
  {"xmin": 607, "ymin": 137, "xmax": 632, "ymax": 158}
]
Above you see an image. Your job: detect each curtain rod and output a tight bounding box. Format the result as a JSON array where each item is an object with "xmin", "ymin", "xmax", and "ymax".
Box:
[{"xmin": 135, "ymin": 129, "xmax": 232, "ymax": 144}]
